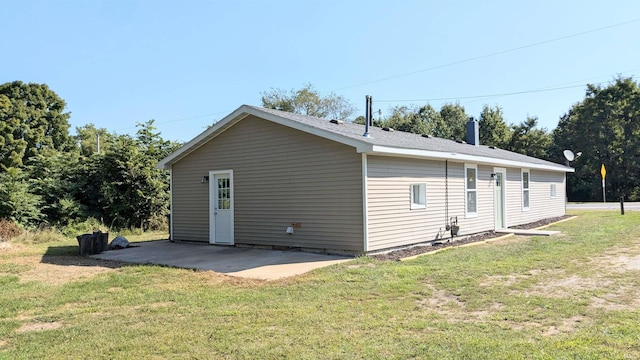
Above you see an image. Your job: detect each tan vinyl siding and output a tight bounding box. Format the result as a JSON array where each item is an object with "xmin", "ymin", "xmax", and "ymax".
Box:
[
  {"xmin": 365, "ymin": 157, "xmax": 569, "ymax": 251},
  {"xmin": 505, "ymin": 169, "xmax": 566, "ymax": 227},
  {"xmin": 171, "ymin": 164, "xmax": 209, "ymax": 242},
  {"xmin": 366, "ymin": 157, "xmax": 495, "ymax": 251},
  {"xmin": 366, "ymin": 156, "xmax": 449, "ymax": 251},
  {"xmin": 171, "ymin": 115, "xmax": 363, "ymax": 252}
]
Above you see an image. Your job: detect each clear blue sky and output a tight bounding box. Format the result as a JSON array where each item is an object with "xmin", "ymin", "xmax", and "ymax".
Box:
[{"xmin": 2, "ymin": 1, "xmax": 639, "ymax": 143}]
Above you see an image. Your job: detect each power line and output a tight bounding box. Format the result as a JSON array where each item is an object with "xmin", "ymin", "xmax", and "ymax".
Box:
[
  {"xmin": 333, "ymin": 18, "xmax": 640, "ymax": 91},
  {"xmin": 375, "ymin": 70, "xmax": 640, "ymax": 103},
  {"xmin": 375, "ymin": 83, "xmax": 598, "ymax": 103},
  {"xmin": 458, "ymin": 69, "xmax": 640, "ymax": 105}
]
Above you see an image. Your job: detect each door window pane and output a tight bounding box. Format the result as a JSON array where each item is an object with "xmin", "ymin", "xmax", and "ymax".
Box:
[
  {"xmin": 217, "ymin": 177, "xmax": 231, "ymax": 209},
  {"xmin": 466, "ymin": 168, "xmax": 476, "ymax": 190},
  {"xmin": 522, "ymin": 170, "xmax": 530, "ymax": 210},
  {"xmin": 467, "ymin": 191, "xmax": 477, "ymax": 213},
  {"xmin": 465, "ymin": 165, "xmax": 478, "ymax": 216}
]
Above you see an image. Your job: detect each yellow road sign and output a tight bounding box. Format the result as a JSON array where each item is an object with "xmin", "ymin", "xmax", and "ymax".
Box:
[{"xmin": 601, "ymin": 164, "xmax": 606, "ymax": 179}]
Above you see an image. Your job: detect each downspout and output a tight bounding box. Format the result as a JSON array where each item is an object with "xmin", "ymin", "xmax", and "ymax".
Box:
[
  {"xmin": 362, "ymin": 154, "xmax": 369, "ymax": 253},
  {"xmin": 169, "ymin": 165, "xmax": 174, "ymax": 242},
  {"xmin": 444, "ymin": 160, "xmax": 449, "ymax": 232}
]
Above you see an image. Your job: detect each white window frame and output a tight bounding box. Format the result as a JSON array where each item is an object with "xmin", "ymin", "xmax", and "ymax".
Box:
[
  {"xmin": 550, "ymin": 184, "xmax": 557, "ymax": 199},
  {"xmin": 410, "ymin": 183, "xmax": 427, "ymax": 209},
  {"xmin": 464, "ymin": 164, "xmax": 478, "ymax": 218},
  {"xmin": 522, "ymin": 169, "xmax": 530, "ymax": 211}
]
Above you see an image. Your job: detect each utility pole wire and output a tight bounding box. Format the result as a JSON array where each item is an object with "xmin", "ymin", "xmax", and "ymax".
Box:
[
  {"xmin": 333, "ymin": 18, "xmax": 640, "ymax": 91},
  {"xmin": 376, "ymin": 83, "xmax": 598, "ymax": 103}
]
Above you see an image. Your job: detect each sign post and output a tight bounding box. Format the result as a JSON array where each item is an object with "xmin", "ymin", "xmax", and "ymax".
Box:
[{"xmin": 601, "ymin": 164, "xmax": 606, "ymax": 203}]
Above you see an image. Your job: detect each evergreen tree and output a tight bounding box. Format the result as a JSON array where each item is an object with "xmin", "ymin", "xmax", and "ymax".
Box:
[{"xmin": 479, "ymin": 105, "xmax": 511, "ymax": 148}]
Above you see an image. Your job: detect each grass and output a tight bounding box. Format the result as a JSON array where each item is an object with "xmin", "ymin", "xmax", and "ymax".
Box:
[{"xmin": 1, "ymin": 211, "xmax": 639, "ymax": 359}]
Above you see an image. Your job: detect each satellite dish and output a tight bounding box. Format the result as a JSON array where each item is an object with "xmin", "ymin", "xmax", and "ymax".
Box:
[{"xmin": 563, "ymin": 149, "xmax": 575, "ymax": 161}]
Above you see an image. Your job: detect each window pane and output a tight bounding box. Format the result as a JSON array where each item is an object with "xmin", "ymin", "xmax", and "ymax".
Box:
[
  {"xmin": 466, "ymin": 168, "xmax": 476, "ymax": 190},
  {"xmin": 216, "ymin": 176, "xmax": 231, "ymax": 209},
  {"xmin": 523, "ymin": 172, "xmax": 529, "ymax": 189},
  {"xmin": 411, "ymin": 184, "xmax": 426, "ymax": 207},
  {"xmin": 467, "ymin": 191, "xmax": 477, "ymax": 213},
  {"xmin": 523, "ymin": 190, "xmax": 530, "ymax": 208},
  {"xmin": 550, "ymin": 184, "xmax": 556, "ymax": 198}
]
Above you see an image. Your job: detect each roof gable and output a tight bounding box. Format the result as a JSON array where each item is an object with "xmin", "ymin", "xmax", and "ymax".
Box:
[{"xmin": 158, "ymin": 105, "xmax": 573, "ymax": 173}]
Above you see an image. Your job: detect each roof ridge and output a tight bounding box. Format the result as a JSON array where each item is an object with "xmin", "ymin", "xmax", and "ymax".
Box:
[{"xmin": 159, "ymin": 105, "xmax": 572, "ymax": 172}]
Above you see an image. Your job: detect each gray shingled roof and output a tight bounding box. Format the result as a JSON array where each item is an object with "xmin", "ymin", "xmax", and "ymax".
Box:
[{"xmin": 246, "ymin": 105, "xmax": 570, "ymax": 170}]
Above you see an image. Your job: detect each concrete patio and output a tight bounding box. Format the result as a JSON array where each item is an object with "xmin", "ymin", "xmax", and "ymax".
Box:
[{"xmin": 91, "ymin": 240, "xmax": 351, "ymax": 281}]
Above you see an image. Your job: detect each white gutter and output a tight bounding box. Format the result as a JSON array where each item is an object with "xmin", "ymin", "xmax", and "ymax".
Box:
[{"xmin": 368, "ymin": 145, "xmax": 574, "ymax": 173}]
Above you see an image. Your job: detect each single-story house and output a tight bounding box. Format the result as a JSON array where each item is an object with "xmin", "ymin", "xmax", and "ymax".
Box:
[{"xmin": 158, "ymin": 105, "xmax": 574, "ymax": 255}]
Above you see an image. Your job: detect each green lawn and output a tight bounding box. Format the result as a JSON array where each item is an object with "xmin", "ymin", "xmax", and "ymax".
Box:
[{"xmin": 1, "ymin": 211, "xmax": 639, "ymax": 359}]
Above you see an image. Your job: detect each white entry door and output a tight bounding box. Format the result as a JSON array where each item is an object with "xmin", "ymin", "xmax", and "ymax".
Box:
[
  {"xmin": 494, "ymin": 168, "xmax": 506, "ymax": 229},
  {"xmin": 209, "ymin": 170, "xmax": 234, "ymax": 245}
]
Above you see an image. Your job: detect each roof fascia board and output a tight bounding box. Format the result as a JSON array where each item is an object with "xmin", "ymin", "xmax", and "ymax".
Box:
[
  {"xmin": 369, "ymin": 145, "xmax": 574, "ymax": 173},
  {"xmin": 158, "ymin": 106, "xmax": 371, "ymax": 169},
  {"xmin": 157, "ymin": 106, "xmax": 251, "ymax": 169},
  {"xmin": 248, "ymin": 108, "xmax": 370, "ymax": 152}
]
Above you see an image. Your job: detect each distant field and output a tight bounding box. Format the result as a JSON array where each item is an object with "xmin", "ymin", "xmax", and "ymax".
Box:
[{"xmin": 1, "ymin": 212, "xmax": 639, "ymax": 359}]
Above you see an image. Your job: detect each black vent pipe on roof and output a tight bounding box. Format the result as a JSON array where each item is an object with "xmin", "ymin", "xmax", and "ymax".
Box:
[
  {"xmin": 363, "ymin": 95, "xmax": 371, "ymax": 138},
  {"xmin": 368, "ymin": 95, "xmax": 373, "ymax": 127}
]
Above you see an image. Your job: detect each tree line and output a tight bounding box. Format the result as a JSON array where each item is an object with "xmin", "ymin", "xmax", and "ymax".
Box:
[
  {"xmin": 1, "ymin": 77, "xmax": 637, "ymax": 232},
  {"xmin": 0, "ymin": 81, "xmax": 180, "ymax": 230},
  {"xmin": 262, "ymin": 78, "xmax": 640, "ymax": 202}
]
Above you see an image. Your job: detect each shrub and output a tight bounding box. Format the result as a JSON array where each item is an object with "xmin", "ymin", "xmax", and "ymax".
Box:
[
  {"xmin": 146, "ymin": 214, "xmax": 169, "ymax": 231},
  {"xmin": 0, "ymin": 218, "xmax": 23, "ymax": 241},
  {"xmin": 117, "ymin": 227, "xmax": 144, "ymax": 236},
  {"xmin": 13, "ymin": 228, "xmax": 67, "ymax": 244},
  {"xmin": 0, "ymin": 169, "xmax": 43, "ymax": 228},
  {"xmin": 62, "ymin": 218, "xmax": 106, "ymax": 238}
]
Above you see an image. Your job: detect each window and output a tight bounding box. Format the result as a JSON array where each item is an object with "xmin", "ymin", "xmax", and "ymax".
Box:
[
  {"xmin": 522, "ymin": 169, "xmax": 530, "ymax": 210},
  {"xmin": 217, "ymin": 177, "xmax": 231, "ymax": 209},
  {"xmin": 550, "ymin": 184, "xmax": 557, "ymax": 198},
  {"xmin": 410, "ymin": 183, "xmax": 426, "ymax": 209},
  {"xmin": 465, "ymin": 165, "xmax": 477, "ymax": 217}
]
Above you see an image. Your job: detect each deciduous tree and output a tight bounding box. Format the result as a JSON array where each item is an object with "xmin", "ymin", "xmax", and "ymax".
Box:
[
  {"xmin": 0, "ymin": 81, "xmax": 72, "ymax": 169},
  {"xmin": 98, "ymin": 121, "xmax": 180, "ymax": 230},
  {"xmin": 505, "ymin": 117, "xmax": 552, "ymax": 159},
  {"xmin": 436, "ymin": 103, "xmax": 468, "ymax": 140},
  {"xmin": 261, "ymin": 84, "xmax": 356, "ymax": 120},
  {"xmin": 552, "ymin": 77, "xmax": 640, "ymax": 201}
]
